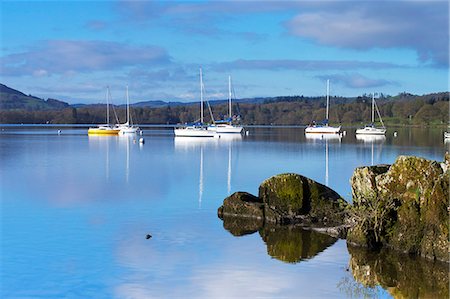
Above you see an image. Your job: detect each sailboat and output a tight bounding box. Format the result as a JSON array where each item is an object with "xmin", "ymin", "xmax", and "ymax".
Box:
[
  {"xmin": 305, "ymin": 80, "xmax": 341, "ymax": 134},
  {"xmin": 116, "ymin": 86, "xmax": 140, "ymax": 134},
  {"xmin": 356, "ymin": 93, "xmax": 386, "ymax": 135},
  {"xmin": 174, "ymin": 68, "xmax": 216, "ymax": 137},
  {"xmin": 209, "ymin": 76, "xmax": 244, "ymax": 134},
  {"xmin": 88, "ymin": 87, "xmax": 120, "ymax": 135}
]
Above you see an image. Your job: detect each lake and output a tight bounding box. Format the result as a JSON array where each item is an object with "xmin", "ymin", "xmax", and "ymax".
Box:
[{"xmin": 1, "ymin": 125, "xmax": 448, "ymax": 298}]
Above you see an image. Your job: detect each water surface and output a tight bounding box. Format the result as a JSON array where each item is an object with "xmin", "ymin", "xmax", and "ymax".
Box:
[{"xmin": 1, "ymin": 126, "xmax": 448, "ymax": 298}]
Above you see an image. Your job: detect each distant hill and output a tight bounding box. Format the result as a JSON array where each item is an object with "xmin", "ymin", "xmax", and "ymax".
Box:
[
  {"xmin": 130, "ymin": 98, "xmax": 268, "ymax": 107},
  {"xmin": 0, "ymin": 84, "xmax": 69, "ymax": 110},
  {"xmin": 0, "ymin": 83, "xmax": 448, "ymax": 126}
]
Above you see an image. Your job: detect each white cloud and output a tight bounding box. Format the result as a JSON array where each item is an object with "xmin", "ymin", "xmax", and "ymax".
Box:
[
  {"xmin": 286, "ymin": 1, "xmax": 449, "ymax": 67},
  {"xmin": 1, "ymin": 40, "xmax": 171, "ymax": 77}
]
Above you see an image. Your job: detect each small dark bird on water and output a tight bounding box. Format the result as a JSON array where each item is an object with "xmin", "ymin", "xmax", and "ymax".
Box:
[{"xmin": 146, "ymin": 234, "xmax": 152, "ymax": 239}]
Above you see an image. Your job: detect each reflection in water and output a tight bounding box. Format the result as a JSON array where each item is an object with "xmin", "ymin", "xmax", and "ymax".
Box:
[
  {"xmin": 356, "ymin": 135, "xmax": 386, "ymax": 166},
  {"xmin": 221, "ymin": 215, "xmax": 337, "ymax": 264},
  {"xmin": 199, "ymin": 146, "xmax": 203, "ymax": 208},
  {"xmin": 259, "ymin": 225, "xmax": 337, "ymax": 264},
  {"xmin": 227, "ymin": 145, "xmax": 232, "ymax": 195},
  {"xmin": 88, "ymin": 135, "xmax": 118, "ymax": 181},
  {"xmin": 305, "ymin": 133, "xmax": 341, "ymax": 186},
  {"xmin": 222, "ymin": 216, "xmax": 264, "ymax": 237},
  {"xmin": 346, "ymin": 245, "xmax": 449, "ymax": 298}
]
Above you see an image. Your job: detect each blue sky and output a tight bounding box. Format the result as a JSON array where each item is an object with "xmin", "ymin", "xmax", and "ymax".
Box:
[{"xmin": 0, "ymin": 0, "xmax": 448, "ymax": 104}]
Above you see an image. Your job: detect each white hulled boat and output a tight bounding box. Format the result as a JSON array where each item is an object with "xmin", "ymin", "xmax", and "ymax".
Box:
[
  {"xmin": 88, "ymin": 87, "xmax": 120, "ymax": 135},
  {"xmin": 117, "ymin": 86, "xmax": 139, "ymax": 134},
  {"xmin": 174, "ymin": 68, "xmax": 216, "ymax": 137},
  {"xmin": 209, "ymin": 76, "xmax": 243, "ymax": 134},
  {"xmin": 356, "ymin": 93, "xmax": 386, "ymax": 135},
  {"xmin": 305, "ymin": 80, "xmax": 341, "ymax": 134}
]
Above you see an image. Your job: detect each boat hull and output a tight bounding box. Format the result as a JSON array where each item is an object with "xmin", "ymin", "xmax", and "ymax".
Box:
[
  {"xmin": 305, "ymin": 126, "xmax": 341, "ymax": 134},
  {"xmin": 88, "ymin": 127, "xmax": 120, "ymax": 135},
  {"xmin": 174, "ymin": 127, "xmax": 216, "ymax": 137},
  {"xmin": 209, "ymin": 124, "xmax": 243, "ymax": 133},
  {"xmin": 356, "ymin": 127, "xmax": 386, "ymax": 135},
  {"xmin": 119, "ymin": 127, "xmax": 139, "ymax": 134}
]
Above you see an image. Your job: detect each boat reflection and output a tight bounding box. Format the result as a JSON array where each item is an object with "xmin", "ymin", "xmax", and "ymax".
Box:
[
  {"xmin": 305, "ymin": 132, "xmax": 341, "ymax": 186},
  {"xmin": 217, "ymin": 133, "xmax": 243, "ymax": 142},
  {"xmin": 174, "ymin": 136, "xmax": 219, "ymax": 151},
  {"xmin": 88, "ymin": 134, "xmax": 117, "ymax": 180},
  {"xmin": 355, "ymin": 134, "xmax": 386, "ymax": 143},
  {"xmin": 356, "ymin": 134, "xmax": 386, "ymax": 166},
  {"xmin": 344, "ymin": 245, "xmax": 449, "ymax": 298},
  {"xmin": 304, "ymin": 132, "xmax": 342, "ymax": 142}
]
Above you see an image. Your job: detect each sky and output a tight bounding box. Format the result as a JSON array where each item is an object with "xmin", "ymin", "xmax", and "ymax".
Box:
[{"xmin": 0, "ymin": 0, "xmax": 449, "ymax": 104}]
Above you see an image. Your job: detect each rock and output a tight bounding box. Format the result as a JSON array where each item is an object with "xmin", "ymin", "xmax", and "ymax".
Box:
[
  {"xmin": 217, "ymin": 174, "xmax": 350, "ymax": 241},
  {"xmin": 218, "ymin": 191, "xmax": 264, "ymax": 220},
  {"xmin": 348, "ymin": 155, "xmax": 449, "ymax": 262},
  {"xmin": 259, "ymin": 173, "xmax": 348, "ymax": 226},
  {"xmin": 350, "ymin": 164, "xmax": 390, "ymax": 206}
]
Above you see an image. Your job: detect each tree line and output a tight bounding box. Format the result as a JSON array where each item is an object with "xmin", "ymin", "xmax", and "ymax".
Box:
[{"xmin": 1, "ymin": 92, "xmax": 448, "ymax": 126}]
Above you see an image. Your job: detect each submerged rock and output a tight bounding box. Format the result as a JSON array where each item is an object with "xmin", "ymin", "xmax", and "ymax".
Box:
[{"xmin": 348, "ymin": 155, "xmax": 449, "ymax": 262}]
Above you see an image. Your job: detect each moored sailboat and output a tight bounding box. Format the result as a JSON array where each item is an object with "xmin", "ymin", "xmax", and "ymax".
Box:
[
  {"xmin": 116, "ymin": 86, "xmax": 140, "ymax": 134},
  {"xmin": 88, "ymin": 87, "xmax": 120, "ymax": 135},
  {"xmin": 209, "ymin": 75, "xmax": 243, "ymax": 134},
  {"xmin": 356, "ymin": 93, "xmax": 386, "ymax": 135},
  {"xmin": 305, "ymin": 80, "xmax": 341, "ymax": 134},
  {"xmin": 174, "ymin": 68, "xmax": 216, "ymax": 137}
]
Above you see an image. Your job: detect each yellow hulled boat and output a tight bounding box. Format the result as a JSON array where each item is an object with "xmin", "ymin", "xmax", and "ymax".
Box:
[
  {"xmin": 88, "ymin": 87, "xmax": 120, "ymax": 136},
  {"xmin": 88, "ymin": 125, "xmax": 120, "ymax": 135}
]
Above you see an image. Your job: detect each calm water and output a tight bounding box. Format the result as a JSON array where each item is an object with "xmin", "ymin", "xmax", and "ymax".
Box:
[{"xmin": 1, "ymin": 126, "xmax": 448, "ymax": 298}]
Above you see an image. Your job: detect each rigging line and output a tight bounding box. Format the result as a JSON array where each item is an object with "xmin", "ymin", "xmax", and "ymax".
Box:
[
  {"xmin": 202, "ymin": 81, "xmax": 216, "ymax": 124},
  {"xmin": 108, "ymin": 89, "xmax": 120, "ymax": 124},
  {"xmin": 374, "ymin": 99, "xmax": 385, "ymax": 128}
]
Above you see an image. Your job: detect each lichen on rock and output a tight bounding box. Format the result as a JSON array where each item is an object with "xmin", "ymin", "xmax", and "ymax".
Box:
[
  {"xmin": 259, "ymin": 173, "xmax": 349, "ymax": 226},
  {"xmin": 348, "ymin": 155, "xmax": 449, "ymax": 262}
]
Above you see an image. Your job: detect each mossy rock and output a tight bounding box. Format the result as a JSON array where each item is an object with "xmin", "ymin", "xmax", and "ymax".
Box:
[
  {"xmin": 259, "ymin": 173, "xmax": 306, "ymax": 216},
  {"xmin": 350, "ymin": 164, "xmax": 390, "ymax": 206},
  {"xmin": 349, "ymin": 155, "xmax": 449, "ymax": 262},
  {"xmin": 258, "ymin": 173, "xmax": 348, "ymax": 226},
  {"xmin": 218, "ymin": 191, "xmax": 264, "ymax": 220}
]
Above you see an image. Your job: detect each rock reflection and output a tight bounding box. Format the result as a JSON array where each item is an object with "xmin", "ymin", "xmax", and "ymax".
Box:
[
  {"xmin": 260, "ymin": 226, "xmax": 337, "ymax": 263},
  {"xmin": 221, "ymin": 216, "xmax": 264, "ymax": 237},
  {"xmin": 221, "ymin": 216, "xmax": 337, "ymax": 263},
  {"xmin": 347, "ymin": 245, "xmax": 449, "ymax": 298}
]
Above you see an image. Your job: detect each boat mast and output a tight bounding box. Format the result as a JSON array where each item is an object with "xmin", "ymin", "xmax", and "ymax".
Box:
[
  {"xmin": 200, "ymin": 68, "xmax": 203, "ymax": 124},
  {"xmin": 106, "ymin": 86, "xmax": 110, "ymax": 126},
  {"xmin": 326, "ymin": 79, "xmax": 330, "ymax": 125},
  {"xmin": 126, "ymin": 85, "xmax": 130, "ymax": 125},
  {"xmin": 228, "ymin": 75, "xmax": 232, "ymax": 119},
  {"xmin": 372, "ymin": 93, "xmax": 375, "ymax": 124}
]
